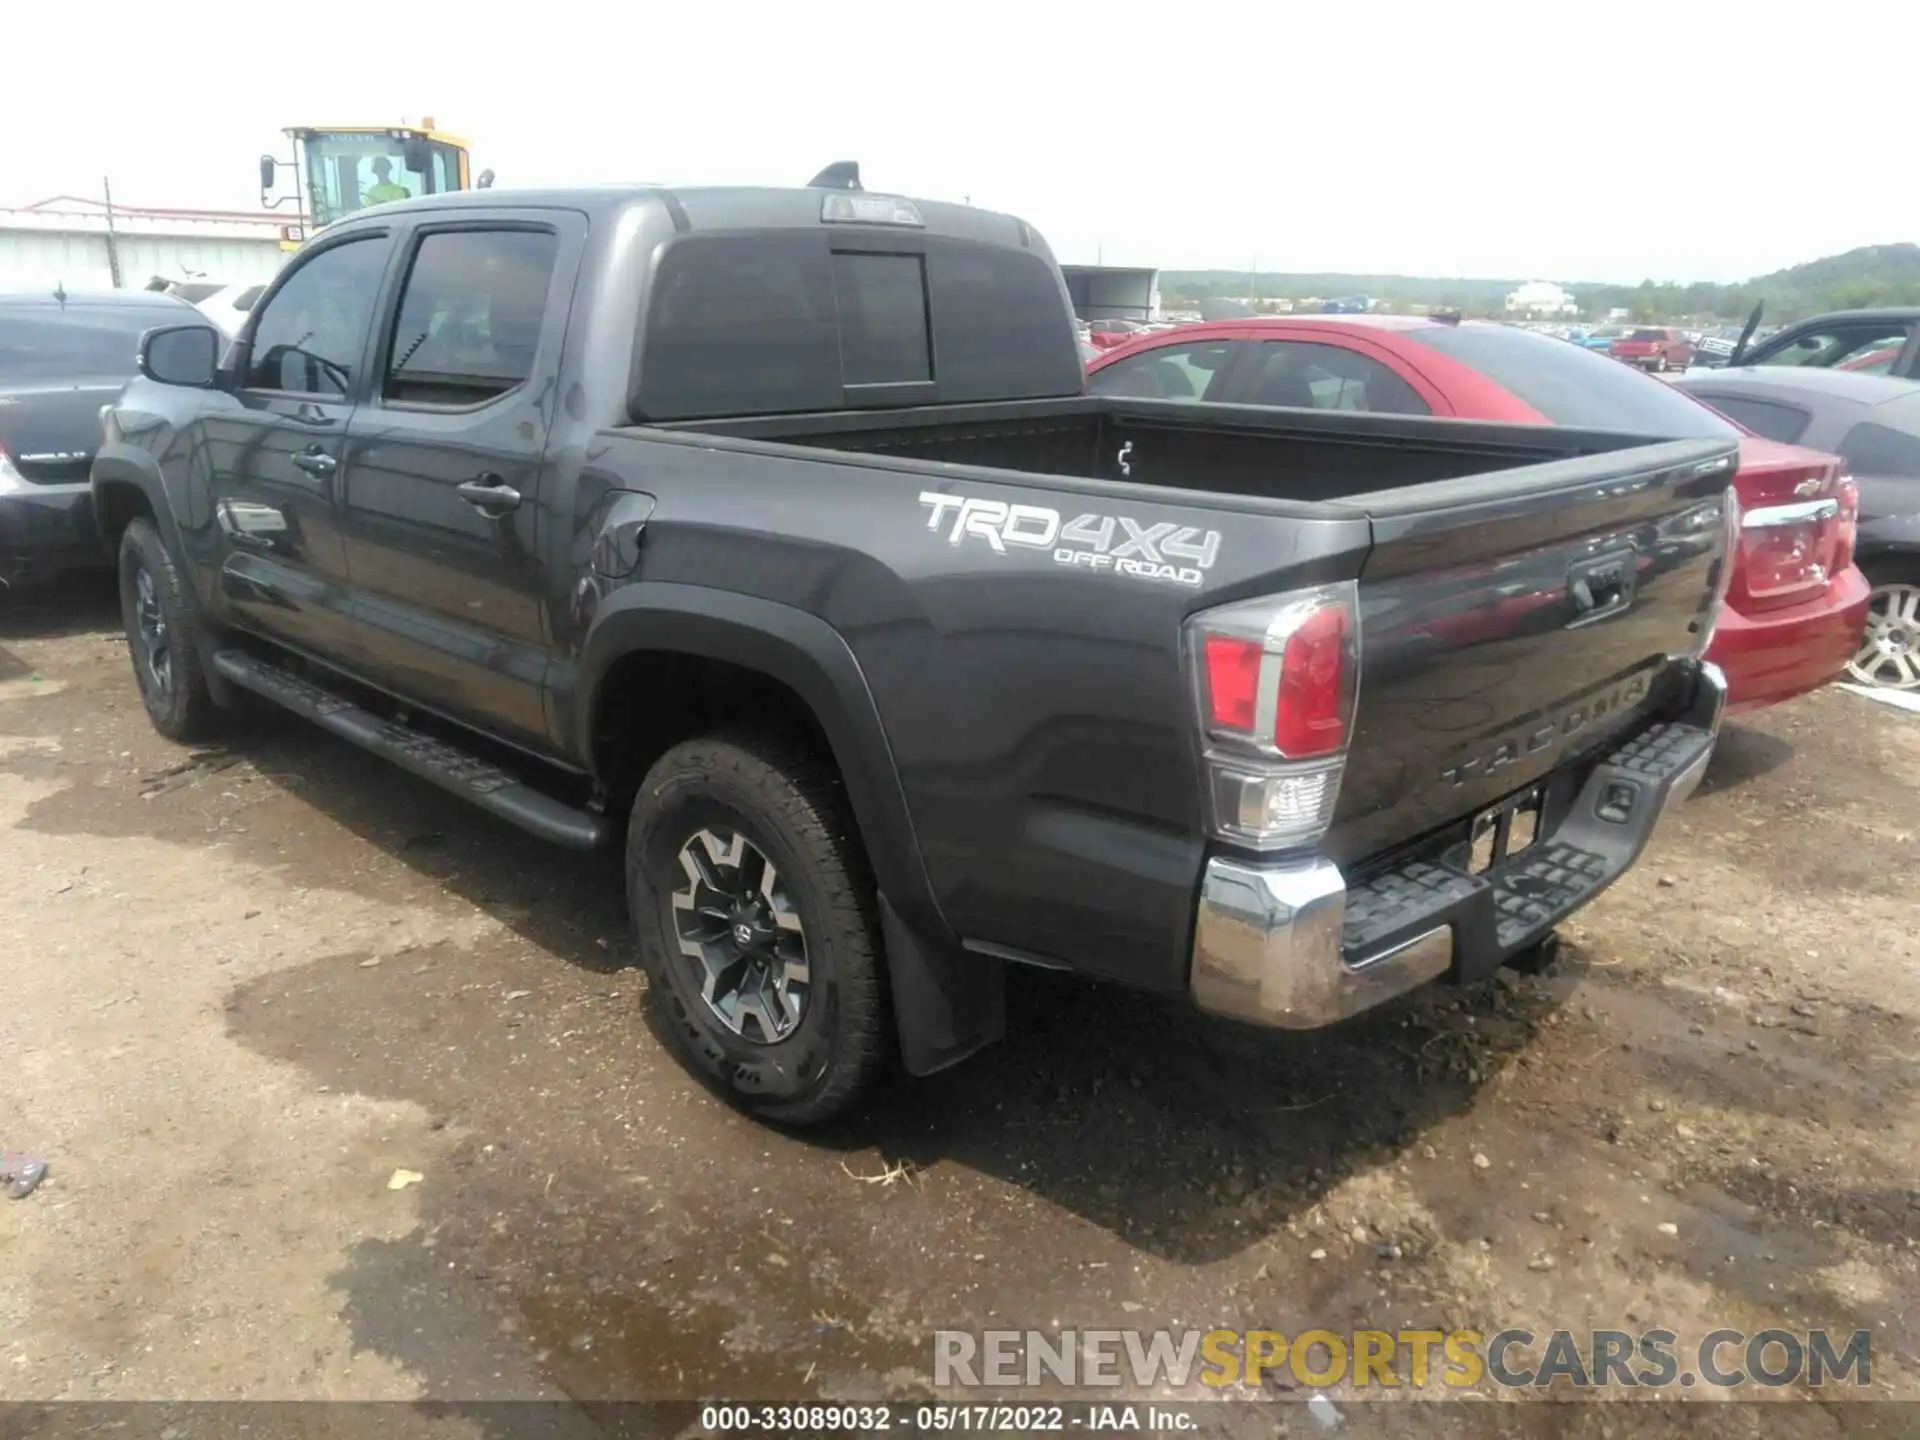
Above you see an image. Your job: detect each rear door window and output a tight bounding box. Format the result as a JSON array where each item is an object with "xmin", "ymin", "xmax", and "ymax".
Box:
[
  {"xmin": 1750, "ymin": 323, "xmax": 1914, "ymax": 370},
  {"xmin": 384, "ymin": 227, "xmax": 560, "ymax": 406},
  {"xmin": 1087, "ymin": 341, "xmax": 1242, "ymax": 401},
  {"xmin": 1239, "ymin": 341, "xmax": 1430, "ymax": 415},
  {"xmin": 1687, "ymin": 393, "xmax": 1812, "ymax": 444}
]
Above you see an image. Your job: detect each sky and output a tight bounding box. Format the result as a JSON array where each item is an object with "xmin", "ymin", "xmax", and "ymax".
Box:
[{"xmin": 4, "ymin": 0, "xmax": 1911, "ymax": 285}]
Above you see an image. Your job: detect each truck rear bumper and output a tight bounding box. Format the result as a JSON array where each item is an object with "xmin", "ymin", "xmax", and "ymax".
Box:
[{"xmin": 1190, "ymin": 661, "xmax": 1726, "ymax": 1029}]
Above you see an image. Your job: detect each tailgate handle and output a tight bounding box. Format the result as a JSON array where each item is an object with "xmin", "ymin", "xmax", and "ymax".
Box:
[{"xmin": 1567, "ymin": 551, "xmax": 1637, "ymax": 627}]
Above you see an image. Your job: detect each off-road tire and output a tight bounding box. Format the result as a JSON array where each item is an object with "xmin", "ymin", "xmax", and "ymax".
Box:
[
  {"xmin": 118, "ymin": 518, "xmax": 219, "ymax": 743},
  {"xmin": 626, "ymin": 731, "xmax": 887, "ymax": 1125}
]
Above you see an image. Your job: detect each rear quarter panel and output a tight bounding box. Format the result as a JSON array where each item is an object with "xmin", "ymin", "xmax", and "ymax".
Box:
[{"xmin": 565, "ymin": 430, "xmax": 1372, "ymax": 990}]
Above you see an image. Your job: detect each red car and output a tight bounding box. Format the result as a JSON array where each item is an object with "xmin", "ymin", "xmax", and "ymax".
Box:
[
  {"xmin": 1609, "ymin": 325, "xmax": 1694, "ymax": 372},
  {"xmin": 1086, "ymin": 316, "xmax": 1868, "ymax": 714},
  {"xmin": 1085, "ymin": 319, "xmax": 1144, "ymax": 351}
]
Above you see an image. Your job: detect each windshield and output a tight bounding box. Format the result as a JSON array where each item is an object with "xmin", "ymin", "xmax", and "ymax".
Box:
[
  {"xmin": 0, "ymin": 305, "xmax": 189, "ymax": 382},
  {"xmin": 1406, "ymin": 324, "xmax": 1737, "ymax": 437},
  {"xmin": 299, "ymin": 132, "xmax": 463, "ymax": 225}
]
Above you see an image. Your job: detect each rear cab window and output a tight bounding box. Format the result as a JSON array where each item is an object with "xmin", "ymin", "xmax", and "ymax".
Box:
[
  {"xmin": 831, "ymin": 252, "xmax": 931, "ymax": 385},
  {"xmin": 634, "ymin": 230, "xmax": 1081, "ymax": 421},
  {"xmin": 1403, "ymin": 324, "xmax": 1737, "ymax": 436}
]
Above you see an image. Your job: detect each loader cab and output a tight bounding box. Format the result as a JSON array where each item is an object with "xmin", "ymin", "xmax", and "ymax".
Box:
[{"xmin": 263, "ymin": 122, "xmax": 472, "ymax": 236}]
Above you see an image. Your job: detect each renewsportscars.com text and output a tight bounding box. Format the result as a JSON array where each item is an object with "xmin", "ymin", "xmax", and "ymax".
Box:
[{"xmin": 934, "ymin": 1327, "xmax": 1872, "ymax": 1390}]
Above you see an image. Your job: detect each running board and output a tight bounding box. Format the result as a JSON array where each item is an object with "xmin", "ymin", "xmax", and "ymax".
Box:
[{"xmin": 210, "ymin": 650, "xmax": 612, "ymax": 851}]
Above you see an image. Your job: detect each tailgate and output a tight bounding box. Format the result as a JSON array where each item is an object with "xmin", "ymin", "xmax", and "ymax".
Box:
[{"xmin": 1328, "ymin": 437, "xmax": 1737, "ymax": 866}]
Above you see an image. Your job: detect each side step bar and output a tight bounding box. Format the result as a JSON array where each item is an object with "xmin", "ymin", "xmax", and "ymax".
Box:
[{"xmin": 210, "ymin": 650, "xmax": 612, "ymax": 851}]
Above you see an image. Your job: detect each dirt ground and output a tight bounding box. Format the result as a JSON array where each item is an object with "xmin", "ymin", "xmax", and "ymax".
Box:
[{"xmin": 2, "ymin": 577, "xmax": 1916, "ymax": 1434}]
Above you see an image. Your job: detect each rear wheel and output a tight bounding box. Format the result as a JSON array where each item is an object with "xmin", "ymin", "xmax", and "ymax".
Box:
[
  {"xmin": 118, "ymin": 518, "xmax": 219, "ymax": 742},
  {"xmin": 1849, "ymin": 569, "xmax": 1920, "ymax": 690},
  {"xmin": 626, "ymin": 732, "xmax": 887, "ymax": 1125}
]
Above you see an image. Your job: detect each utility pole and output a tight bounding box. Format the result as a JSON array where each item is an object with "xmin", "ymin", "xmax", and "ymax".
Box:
[{"xmin": 102, "ymin": 176, "xmax": 124, "ymax": 289}]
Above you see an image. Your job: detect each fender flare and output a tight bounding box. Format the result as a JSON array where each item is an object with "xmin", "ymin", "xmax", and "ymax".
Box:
[
  {"xmin": 576, "ymin": 582, "xmax": 1004, "ymax": 1074},
  {"xmin": 89, "ymin": 443, "xmax": 181, "ymax": 554},
  {"xmin": 89, "ymin": 443, "xmax": 237, "ymax": 707}
]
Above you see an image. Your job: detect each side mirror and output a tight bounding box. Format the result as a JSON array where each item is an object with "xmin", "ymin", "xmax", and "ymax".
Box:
[
  {"xmin": 402, "ymin": 136, "xmax": 430, "ymax": 175},
  {"xmin": 139, "ymin": 325, "xmax": 221, "ymax": 388},
  {"xmin": 259, "ymin": 154, "xmax": 278, "ymax": 192}
]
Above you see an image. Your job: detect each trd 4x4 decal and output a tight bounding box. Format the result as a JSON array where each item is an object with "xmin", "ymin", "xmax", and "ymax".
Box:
[{"xmin": 918, "ymin": 492, "xmax": 1222, "ymax": 588}]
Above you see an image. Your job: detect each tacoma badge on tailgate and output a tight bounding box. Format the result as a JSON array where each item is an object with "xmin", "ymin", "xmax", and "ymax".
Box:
[{"xmin": 1439, "ymin": 672, "xmax": 1651, "ymax": 786}]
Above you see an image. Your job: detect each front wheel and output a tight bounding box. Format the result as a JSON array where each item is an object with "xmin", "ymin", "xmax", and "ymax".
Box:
[
  {"xmin": 1848, "ymin": 572, "xmax": 1920, "ymax": 691},
  {"xmin": 626, "ymin": 733, "xmax": 888, "ymax": 1125},
  {"xmin": 118, "ymin": 518, "xmax": 219, "ymax": 742}
]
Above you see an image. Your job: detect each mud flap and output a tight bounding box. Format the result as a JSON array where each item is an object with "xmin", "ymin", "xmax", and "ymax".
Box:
[{"xmin": 880, "ymin": 896, "xmax": 1005, "ymax": 1076}]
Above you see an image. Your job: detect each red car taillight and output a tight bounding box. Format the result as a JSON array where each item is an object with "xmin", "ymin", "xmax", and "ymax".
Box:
[
  {"xmin": 1833, "ymin": 475, "xmax": 1859, "ymax": 575},
  {"xmin": 1729, "ymin": 456, "xmax": 1846, "ymax": 612},
  {"xmin": 1187, "ymin": 583, "xmax": 1359, "ymax": 850}
]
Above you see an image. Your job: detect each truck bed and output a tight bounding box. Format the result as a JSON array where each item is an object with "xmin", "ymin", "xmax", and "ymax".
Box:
[
  {"xmin": 663, "ymin": 394, "xmax": 1672, "ymax": 506},
  {"xmin": 623, "ymin": 396, "xmax": 1735, "ymax": 993}
]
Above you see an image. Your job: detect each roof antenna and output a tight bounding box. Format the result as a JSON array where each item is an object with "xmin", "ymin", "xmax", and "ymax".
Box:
[
  {"xmin": 52, "ymin": 281, "xmax": 67, "ymax": 307},
  {"xmin": 807, "ymin": 161, "xmax": 861, "ymax": 191}
]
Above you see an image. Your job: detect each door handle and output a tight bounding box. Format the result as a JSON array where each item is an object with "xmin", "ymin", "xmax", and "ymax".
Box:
[
  {"xmin": 290, "ymin": 448, "xmax": 337, "ymax": 478},
  {"xmin": 457, "ymin": 475, "xmax": 522, "ymax": 515}
]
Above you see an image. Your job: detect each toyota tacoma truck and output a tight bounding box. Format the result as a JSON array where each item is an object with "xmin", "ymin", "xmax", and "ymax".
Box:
[{"xmin": 92, "ymin": 172, "xmax": 1736, "ymax": 1123}]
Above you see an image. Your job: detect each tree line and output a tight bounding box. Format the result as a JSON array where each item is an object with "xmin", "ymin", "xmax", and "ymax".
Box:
[{"xmin": 1159, "ymin": 244, "xmax": 1920, "ymax": 324}]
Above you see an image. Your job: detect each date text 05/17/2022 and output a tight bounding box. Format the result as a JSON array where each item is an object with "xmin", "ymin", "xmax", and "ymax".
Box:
[{"xmin": 700, "ymin": 1402, "xmax": 1197, "ymax": 1432}]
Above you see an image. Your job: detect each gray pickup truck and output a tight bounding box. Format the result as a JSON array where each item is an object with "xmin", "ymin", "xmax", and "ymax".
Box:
[{"xmin": 92, "ymin": 171, "xmax": 1735, "ymax": 1122}]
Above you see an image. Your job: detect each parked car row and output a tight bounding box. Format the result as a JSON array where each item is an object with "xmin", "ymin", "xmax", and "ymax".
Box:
[
  {"xmin": 1672, "ymin": 367, "xmax": 1920, "ymax": 691},
  {"xmin": 1085, "ymin": 312, "xmax": 1896, "ymax": 705},
  {"xmin": 5, "ymin": 272, "xmax": 1914, "ymax": 714}
]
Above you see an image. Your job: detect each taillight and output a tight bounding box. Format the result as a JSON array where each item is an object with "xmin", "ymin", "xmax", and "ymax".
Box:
[
  {"xmin": 1739, "ymin": 494, "xmax": 1842, "ymax": 603},
  {"xmin": 1186, "ymin": 583, "xmax": 1359, "ymax": 850},
  {"xmin": 1699, "ymin": 489, "xmax": 1740, "ymax": 650},
  {"xmin": 1834, "ymin": 475, "xmax": 1859, "ymax": 575}
]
